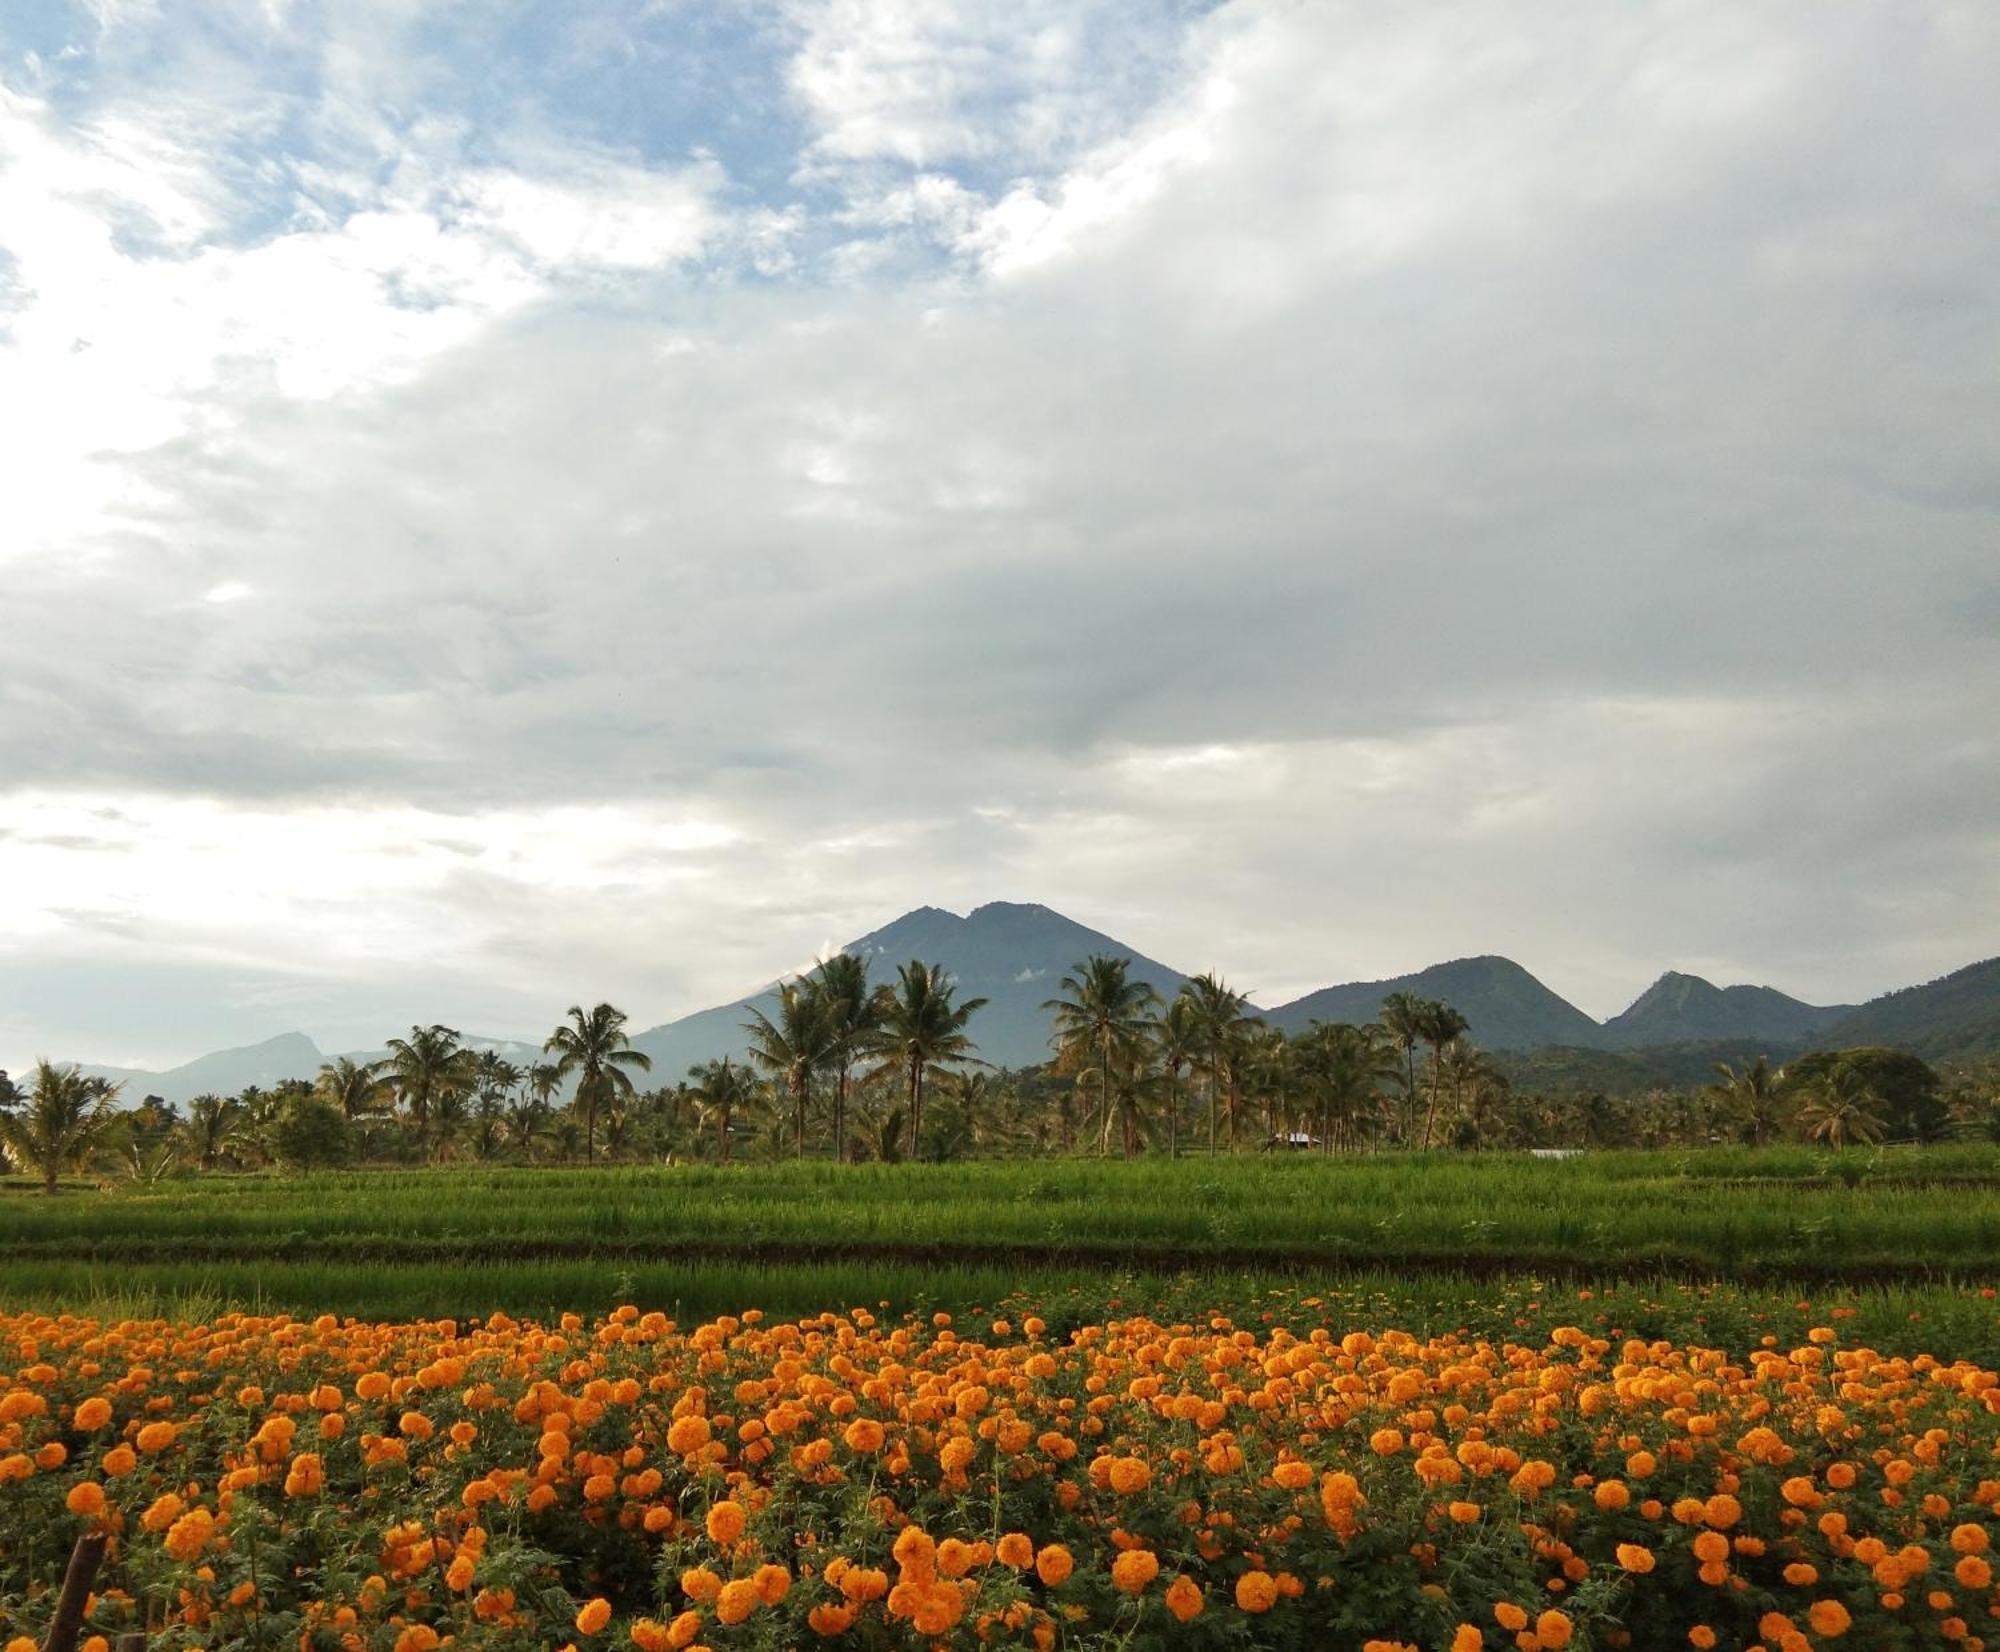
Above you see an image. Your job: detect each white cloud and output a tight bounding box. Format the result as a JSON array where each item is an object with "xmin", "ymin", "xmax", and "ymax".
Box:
[{"xmin": 1, "ymin": 0, "xmax": 1996, "ymax": 1070}]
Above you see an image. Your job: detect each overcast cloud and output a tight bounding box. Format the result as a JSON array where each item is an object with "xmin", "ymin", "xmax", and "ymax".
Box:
[{"xmin": 2, "ymin": 0, "xmax": 1995, "ymax": 1070}]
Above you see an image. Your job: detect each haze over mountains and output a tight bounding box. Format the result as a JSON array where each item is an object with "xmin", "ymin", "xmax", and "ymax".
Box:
[{"xmin": 54, "ymin": 902, "xmax": 1998, "ymax": 1104}]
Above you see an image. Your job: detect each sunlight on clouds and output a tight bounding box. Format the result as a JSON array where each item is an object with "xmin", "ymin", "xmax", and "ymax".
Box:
[{"xmin": 0, "ymin": 794, "xmax": 742, "ymax": 968}]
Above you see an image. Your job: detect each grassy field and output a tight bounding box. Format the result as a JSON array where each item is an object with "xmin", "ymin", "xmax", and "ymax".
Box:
[
  {"xmin": 10, "ymin": 1151, "xmax": 2000, "ymax": 1650},
  {"xmin": 5, "ymin": 1146, "xmax": 2000, "ymax": 1352}
]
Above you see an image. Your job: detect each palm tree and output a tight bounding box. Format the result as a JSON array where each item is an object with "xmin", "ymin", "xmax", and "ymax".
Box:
[
  {"xmin": 1179, "ymin": 974, "xmax": 1261, "ymax": 1152},
  {"xmin": 1710, "ymin": 1056, "xmax": 1788, "ymax": 1147},
  {"xmin": 0, "ymin": 1061, "xmax": 120, "ymax": 1193},
  {"xmin": 384, "ymin": 1025, "xmax": 475, "ymax": 1158},
  {"xmin": 545, "ymin": 1004, "xmax": 652, "ymax": 1164},
  {"xmin": 1241, "ymin": 1027, "xmax": 1296, "ymax": 1144},
  {"xmin": 743, "ymin": 980, "xmax": 833, "ymax": 1157},
  {"xmin": 1416, "ymin": 1001, "xmax": 1470, "ymax": 1150},
  {"xmin": 1044, "ymin": 957, "xmax": 1162, "ymax": 1156},
  {"xmin": 811, "ymin": 953, "xmax": 884, "ymax": 1162},
  {"xmin": 1379, "ymin": 992, "xmax": 1427, "ymax": 1146},
  {"xmin": 1295, "ymin": 1022, "xmax": 1398, "ymax": 1153},
  {"xmin": 1151, "ymin": 997, "xmax": 1203, "ymax": 1157},
  {"xmin": 181, "ymin": 1093, "xmax": 241, "ymax": 1171},
  {"xmin": 688, "ymin": 1056, "xmax": 757, "ymax": 1163},
  {"xmin": 867, "ymin": 960, "xmax": 988, "ymax": 1160},
  {"xmin": 1798, "ymin": 1066, "xmax": 1887, "ymax": 1149},
  {"xmin": 315, "ymin": 1056, "xmax": 390, "ymax": 1122}
]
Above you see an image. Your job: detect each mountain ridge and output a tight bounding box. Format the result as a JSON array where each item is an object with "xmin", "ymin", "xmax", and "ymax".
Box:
[{"xmin": 38, "ymin": 906, "xmax": 2000, "ymax": 1101}]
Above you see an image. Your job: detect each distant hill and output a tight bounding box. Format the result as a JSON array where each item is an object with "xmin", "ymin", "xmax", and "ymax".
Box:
[
  {"xmin": 83, "ymin": 1031, "xmax": 325, "ymax": 1106},
  {"xmin": 80, "ymin": 1030, "xmax": 544, "ymax": 1107},
  {"xmin": 1264, "ymin": 956, "xmax": 1602, "ymax": 1050},
  {"xmin": 1601, "ymin": 971, "xmax": 1851, "ymax": 1049},
  {"xmin": 1493, "ymin": 1038, "xmax": 1804, "ymax": 1097},
  {"xmin": 52, "ymin": 908, "xmax": 1996, "ymax": 1100},
  {"xmin": 630, "ymin": 901, "xmax": 1193, "ymax": 1076},
  {"xmin": 1820, "ymin": 958, "xmax": 2000, "ymax": 1060}
]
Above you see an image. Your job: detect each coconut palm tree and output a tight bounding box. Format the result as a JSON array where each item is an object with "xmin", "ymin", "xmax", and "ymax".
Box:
[
  {"xmin": 811, "ymin": 953, "xmax": 885, "ymax": 1163},
  {"xmin": 743, "ymin": 980, "xmax": 833, "ymax": 1157},
  {"xmin": 1044, "ymin": 957, "xmax": 1162, "ymax": 1156},
  {"xmin": 1378, "ymin": 992, "xmax": 1427, "ymax": 1146},
  {"xmin": 1710, "ymin": 1056, "xmax": 1789, "ymax": 1148},
  {"xmin": 1179, "ymin": 974, "xmax": 1261, "ymax": 1152},
  {"xmin": 1798, "ymin": 1066, "xmax": 1887, "ymax": 1149},
  {"xmin": 1151, "ymin": 996, "xmax": 1203, "ymax": 1157},
  {"xmin": 180, "ymin": 1094, "xmax": 241, "ymax": 1171},
  {"xmin": 384, "ymin": 1025, "xmax": 476, "ymax": 1158},
  {"xmin": 1295, "ymin": 1022, "xmax": 1398, "ymax": 1153},
  {"xmin": 867, "ymin": 960, "xmax": 988, "ymax": 1160},
  {"xmin": 545, "ymin": 1004, "xmax": 652, "ymax": 1164},
  {"xmin": 688, "ymin": 1056, "xmax": 757, "ymax": 1163},
  {"xmin": 315, "ymin": 1056, "xmax": 391, "ymax": 1123},
  {"xmin": 0, "ymin": 1061, "xmax": 121, "ymax": 1193},
  {"xmin": 1417, "ymin": 1001, "xmax": 1470, "ymax": 1150}
]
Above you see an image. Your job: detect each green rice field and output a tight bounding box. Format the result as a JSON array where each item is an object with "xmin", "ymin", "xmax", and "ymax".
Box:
[{"xmin": 5, "ymin": 1147, "xmax": 2000, "ymax": 1355}]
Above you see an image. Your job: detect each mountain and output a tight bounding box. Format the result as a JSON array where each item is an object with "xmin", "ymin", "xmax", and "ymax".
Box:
[
  {"xmin": 1492, "ymin": 1038, "xmax": 1803, "ymax": 1097},
  {"xmin": 1819, "ymin": 957, "xmax": 2000, "ymax": 1060},
  {"xmin": 83, "ymin": 1031, "xmax": 326, "ymax": 1106},
  {"xmin": 630, "ymin": 901, "xmax": 1193, "ymax": 1076},
  {"xmin": 1600, "ymin": 971, "xmax": 1851, "ymax": 1049},
  {"xmin": 1263, "ymin": 955, "xmax": 1602, "ymax": 1050},
  {"xmin": 80, "ymin": 1030, "xmax": 544, "ymax": 1107}
]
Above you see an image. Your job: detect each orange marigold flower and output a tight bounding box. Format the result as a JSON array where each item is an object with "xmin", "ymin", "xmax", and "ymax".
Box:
[
  {"xmin": 705, "ymin": 1500, "xmax": 746, "ymax": 1544},
  {"xmin": 716, "ymin": 1579, "xmax": 761, "ymax": 1625},
  {"xmin": 1235, "ymin": 1571, "xmax": 1278, "ymax": 1614},
  {"xmin": 841, "ymin": 1418, "xmax": 884, "ymax": 1453},
  {"xmin": 1451, "ymin": 1629, "xmax": 1484, "ymax": 1652},
  {"xmin": 1494, "ymin": 1603, "xmax": 1528, "ymax": 1633},
  {"xmin": 65, "ymin": 1481, "xmax": 106, "ymax": 1518},
  {"xmin": 135, "ymin": 1421, "xmax": 178, "ymax": 1453},
  {"xmin": 997, "ymin": 1532, "xmax": 1034, "ymax": 1569},
  {"xmin": 1111, "ymin": 1550, "xmax": 1159, "ymax": 1594},
  {"xmin": 1535, "ymin": 1609, "xmax": 1573, "ymax": 1649},
  {"xmin": 73, "ymin": 1397, "xmax": 113, "ymax": 1430},
  {"xmin": 1165, "ymin": 1575, "xmax": 1204, "ymax": 1622},
  {"xmin": 1035, "ymin": 1544, "xmax": 1074, "ymax": 1587},
  {"xmin": 576, "ymin": 1597, "xmax": 613, "ymax": 1636},
  {"xmin": 1616, "ymin": 1544, "xmax": 1655, "ymax": 1574},
  {"xmin": 1107, "ymin": 1455, "xmax": 1151, "ymax": 1494},
  {"xmin": 1806, "ymin": 1600, "xmax": 1852, "ymax": 1637}
]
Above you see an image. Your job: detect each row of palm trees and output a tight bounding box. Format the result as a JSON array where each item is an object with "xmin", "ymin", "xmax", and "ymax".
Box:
[
  {"xmin": 1041, "ymin": 963, "xmax": 1482, "ymax": 1158},
  {"xmin": 4, "ymin": 955, "xmax": 1977, "ymax": 1187}
]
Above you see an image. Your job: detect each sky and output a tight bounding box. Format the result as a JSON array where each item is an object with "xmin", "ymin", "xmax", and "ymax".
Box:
[{"xmin": 1, "ymin": 0, "xmax": 1996, "ymax": 1072}]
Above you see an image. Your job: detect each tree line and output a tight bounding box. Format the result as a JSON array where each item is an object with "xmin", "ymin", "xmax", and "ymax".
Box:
[{"xmin": 2, "ymin": 952, "xmax": 1995, "ymax": 1187}]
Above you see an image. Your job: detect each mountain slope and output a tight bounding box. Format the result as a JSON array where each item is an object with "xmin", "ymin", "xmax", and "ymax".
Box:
[
  {"xmin": 630, "ymin": 901, "xmax": 1192, "ymax": 1076},
  {"xmin": 1263, "ymin": 956, "xmax": 1602, "ymax": 1050},
  {"xmin": 1600, "ymin": 971, "xmax": 1851, "ymax": 1049},
  {"xmin": 83, "ymin": 1031, "xmax": 326, "ymax": 1106},
  {"xmin": 1819, "ymin": 957, "xmax": 2000, "ymax": 1060}
]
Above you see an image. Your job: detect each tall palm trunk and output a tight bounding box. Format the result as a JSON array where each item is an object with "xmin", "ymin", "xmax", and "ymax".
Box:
[{"xmin": 1420, "ymin": 1050, "xmax": 1444, "ymax": 1151}]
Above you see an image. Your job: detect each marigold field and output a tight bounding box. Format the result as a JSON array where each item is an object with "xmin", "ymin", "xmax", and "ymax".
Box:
[{"xmin": 6, "ymin": 1300, "xmax": 2000, "ymax": 1652}]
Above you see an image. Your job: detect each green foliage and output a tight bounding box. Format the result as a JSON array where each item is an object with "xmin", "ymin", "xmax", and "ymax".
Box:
[{"xmin": 272, "ymin": 1093, "xmax": 353, "ymax": 1168}]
